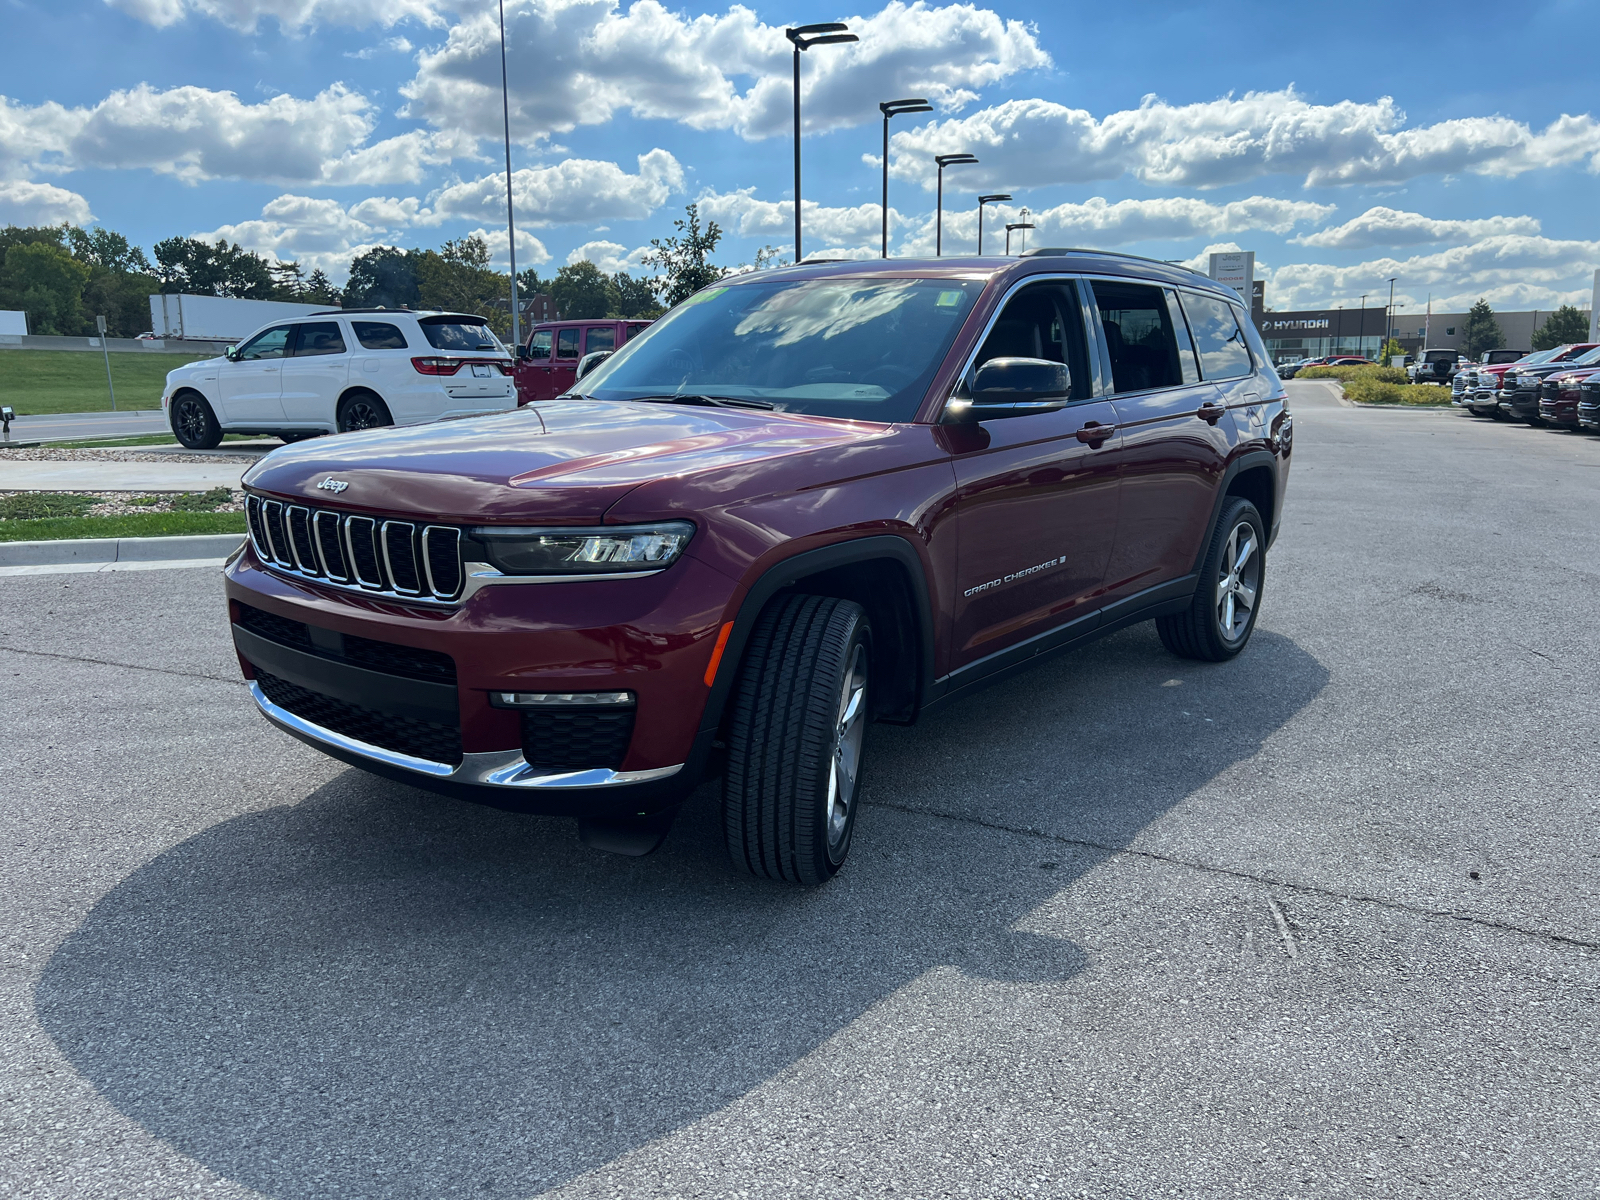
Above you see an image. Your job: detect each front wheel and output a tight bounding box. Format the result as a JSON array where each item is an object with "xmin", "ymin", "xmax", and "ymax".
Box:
[
  {"xmin": 169, "ymin": 391, "xmax": 222, "ymax": 449},
  {"xmin": 723, "ymin": 594, "xmax": 871, "ymax": 885},
  {"xmin": 336, "ymin": 391, "xmax": 393, "ymax": 433},
  {"xmin": 1157, "ymin": 496, "xmax": 1265, "ymax": 662}
]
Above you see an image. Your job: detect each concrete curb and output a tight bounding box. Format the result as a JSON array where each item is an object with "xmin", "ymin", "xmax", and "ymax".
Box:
[{"xmin": 0, "ymin": 532, "xmax": 244, "ymax": 567}]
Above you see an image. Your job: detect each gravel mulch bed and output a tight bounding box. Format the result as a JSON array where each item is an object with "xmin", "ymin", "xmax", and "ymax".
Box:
[{"xmin": 0, "ymin": 447, "xmax": 260, "ymax": 465}]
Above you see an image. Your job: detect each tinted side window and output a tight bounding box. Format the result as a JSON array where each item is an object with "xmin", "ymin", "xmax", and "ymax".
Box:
[
  {"xmin": 555, "ymin": 328, "xmax": 580, "ymax": 359},
  {"xmin": 1091, "ymin": 281, "xmax": 1183, "ymax": 394},
  {"xmin": 420, "ymin": 320, "xmax": 501, "ymax": 351},
  {"xmin": 527, "ymin": 330, "xmax": 552, "ymax": 360},
  {"xmin": 1182, "ymin": 291, "xmax": 1252, "ymax": 380},
  {"xmin": 626, "ymin": 322, "xmax": 650, "ymax": 340},
  {"xmin": 971, "ymin": 282, "xmax": 1090, "ymax": 401},
  {"xmin": 292, "ymin": 321, "xmax": 347, "ymax": 357},
  {"xmin": 353, "ymin": 321, "xmax": 407, "ymax": 350},
  {"xmin": 584, "ymin": 326, "xmax": 617, "ymax": 354},
  {"xmin": 236, "ymin": 325, "xmax": 292, "ymax": 361}
]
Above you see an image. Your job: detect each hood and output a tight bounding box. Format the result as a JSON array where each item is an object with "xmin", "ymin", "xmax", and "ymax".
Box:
[
  {"xmin": 173, "ymin": 356, "xmax": 225, "ymax": 373},
  {"xmin": 241, "ymin": 399, "xmax": 890, "ymax": 524}
]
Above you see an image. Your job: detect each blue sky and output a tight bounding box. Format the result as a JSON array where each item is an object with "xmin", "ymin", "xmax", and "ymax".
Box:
[{"xmin": 5, "ymin": 0, "xmax": 1598, "ymax": 314}]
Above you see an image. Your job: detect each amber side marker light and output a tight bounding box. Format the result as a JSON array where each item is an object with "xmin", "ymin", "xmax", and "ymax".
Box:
[{"xmin": 704, "ymin": 622, "xmax": 734, "ymax": 687}]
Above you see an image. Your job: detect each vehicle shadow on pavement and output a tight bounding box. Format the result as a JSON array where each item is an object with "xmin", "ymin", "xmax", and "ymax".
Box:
[{"xmin": 36, "ymin": 624, "xmax": 1326, "ymax": 1200}]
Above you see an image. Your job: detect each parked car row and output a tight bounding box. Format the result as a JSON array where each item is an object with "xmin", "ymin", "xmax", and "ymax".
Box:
[
  {"xmin": 1277, "ymin": 355, "xmax": 1374, "ymax": 378},
  {"xmin": 1451, "ymin": 343, "xmax": 1600, "ymax": 429}
]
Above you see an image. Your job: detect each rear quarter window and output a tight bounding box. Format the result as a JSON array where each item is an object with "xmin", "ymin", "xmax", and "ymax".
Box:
[
  {"xmin": 1181, "ymin": 291, "xmax": 1253, "ymax": 380},
  {"xmin": 353, "ymin": 321, "xmax": 409, "ymax": 350},
  {"xmin": 420, "ymin": 320, "xmax": 502, "ymax": 352}
]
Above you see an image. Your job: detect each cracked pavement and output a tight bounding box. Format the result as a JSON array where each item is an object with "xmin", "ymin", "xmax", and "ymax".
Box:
[{"xmin": 1, "ymin": 382, "xmax": 1597, "ymax": 1198}]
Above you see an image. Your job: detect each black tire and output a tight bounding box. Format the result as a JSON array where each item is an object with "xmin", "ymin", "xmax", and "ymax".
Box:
[
  {"xmin": 1157, "ymin": 496, "xmax": 1265, "ymax": 662},
  {"xmin": 336, "ymin": 391, "xmax": 393, "ymax": 433},
  {"xmin": 169, "ymin": 390, "xmax": 222, "ymax": 449},
  {"xmin": 723, "ymin": 594, "xmax": 871, "ymax": 885}
]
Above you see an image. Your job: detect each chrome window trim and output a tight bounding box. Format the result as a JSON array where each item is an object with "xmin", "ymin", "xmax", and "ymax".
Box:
[
  {"xmin": 1080, "ymin": 273, "xmax": 1254, "ymax": 403},
  {"xmin": 380, "ymin": 519, "xmax": 423, "ymax": 597},
  {"xmin": 251, "ymin": 680, "xmax": 682, "ymax": 789}
]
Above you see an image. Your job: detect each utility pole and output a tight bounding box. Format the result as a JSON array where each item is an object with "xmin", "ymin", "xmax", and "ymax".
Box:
[
  {"xmin": 879, "ymin": 99, "xmax": 931, "ymax": 257},
  {"xmin": 785, "ymin": 23, "xmax": 857, "ymax": 264},
  {"xmin": 1386, "ymin": 276, "xmax": 1398, "ymax": 359},
  {"xmin": 934, "ymin": 154, "xmax": 977, "ymax": 256},
  {"xmin": 1358, "ymin": 294, "xmax": 1368, "ymax": 357},
  {"xmin": 498, "ymin": 0, "xmax": 520, "ymax": 351},
  {"xmin": 96, "ymin": 315, "xmax": 116, "ymax": 411},
  {"xmin": 976, "ymin": 194, "xmax": 1011, "ymax": 255}
]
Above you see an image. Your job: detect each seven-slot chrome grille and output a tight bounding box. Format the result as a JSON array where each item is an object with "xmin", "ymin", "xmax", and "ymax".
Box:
[{"xmin": 245, "ymin": 494, "xmax": 464, "ymax": 602}]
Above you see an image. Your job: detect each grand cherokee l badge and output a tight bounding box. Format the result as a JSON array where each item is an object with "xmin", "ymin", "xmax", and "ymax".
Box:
[{"xmin": 316, "ymin": 477, "xmax": 350, "ymax": 493}]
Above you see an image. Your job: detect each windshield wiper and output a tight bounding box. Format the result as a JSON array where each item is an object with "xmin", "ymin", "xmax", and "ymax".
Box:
[{"xmin": 631, "ymin": 393, "xmax": 776, "ymax": 411}]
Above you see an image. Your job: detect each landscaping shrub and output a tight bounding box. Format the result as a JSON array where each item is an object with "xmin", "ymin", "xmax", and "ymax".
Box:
[
  {"xmin": 0, "ymin": 492, "xmax": 98, "ymax": 519},
  {"xmin": 168, "ymin": 487, "xmax": 233, "ymax": 512},
  {"xmin": 1341, "ymin": 376, "xmax": 1451, "ymax": 406},
  {"xmin": 1297, "ymin": 364, "xmax": 1409, "ymax": 384}
]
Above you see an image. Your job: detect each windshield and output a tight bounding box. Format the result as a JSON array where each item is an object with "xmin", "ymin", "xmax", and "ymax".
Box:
[
  {"xmin": 420, "ymin": 319, "xmax": 504, "ymax": 353},
  {"xmin": 577, "ymin": 277, "xmax": 982, "ymax": 421}
]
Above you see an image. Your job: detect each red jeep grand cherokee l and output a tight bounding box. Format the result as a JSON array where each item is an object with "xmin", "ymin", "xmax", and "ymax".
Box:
[{"xmin": 226, "ymin": 251, "xmax": 1291, "ymax": 882}]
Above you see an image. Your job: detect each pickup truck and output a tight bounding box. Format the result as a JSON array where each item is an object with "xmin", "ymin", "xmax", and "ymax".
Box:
[{"xmin": 515, "ymin": 318, "xmax": 654, "ymax": 404}]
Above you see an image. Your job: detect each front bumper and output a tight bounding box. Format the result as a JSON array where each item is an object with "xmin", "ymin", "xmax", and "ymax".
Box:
[{"xmin": 225, "ymin": 542, "xmax": 737, "ymax": 815}]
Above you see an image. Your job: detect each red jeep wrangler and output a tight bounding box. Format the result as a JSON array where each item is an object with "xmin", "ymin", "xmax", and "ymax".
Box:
[
  {"xmin": 226, "ymin": 251, "xmax": 1291, "ymax": 882},
  {"xmin": 515, "ymin": 318, "xmax": 653, "ymax": 404}
]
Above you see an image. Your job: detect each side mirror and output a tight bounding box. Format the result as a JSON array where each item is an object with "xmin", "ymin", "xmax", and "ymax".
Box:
[
  {"xmin": 224, "ymin": 346, "xmax": 240, "ymax": 362},
  {"xmin": 515, "ymin": 344, "xmax": 530, "ymax": 360},
  {"xmin": 576, "ymin": 349, "xmax": 613, "ymax": 381},
  {"xmin": 948, "ymin": 357, "xmax": 1072, "ymax": 422}
]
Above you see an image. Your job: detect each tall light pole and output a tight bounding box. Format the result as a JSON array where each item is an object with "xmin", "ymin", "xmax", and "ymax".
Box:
[
  {"xmin": 976, "ymin": 193, "xmax": 1010, "ymax": 255},
  {"xmin": 1358, "ymin": 293, "xmax": 1368, "ymax": 358},
  {"xmin": 934, "ymin": 153, "xmax": 977, "ymax": 256},
  {"xmin": 497, "ymin": 0, "xmax": 520, "ymax": 351},
  {"xmin": 785, "ymin": 23, "xmax": 857, "ymax": 264},
  {"xmin": 1386, "ymin": 276, "xmax": 1398, "ymax": 357},
  {"xmin": 879, "ymin": 98, "xmax": 931, "ymax": 258},
  {"xmin": 1004, "ymin": 222, "xmax": 1034, "ymax": 255}
]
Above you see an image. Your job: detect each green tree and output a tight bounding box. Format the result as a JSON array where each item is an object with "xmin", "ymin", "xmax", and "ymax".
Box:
[
  {"xmin": 82, "ymin": 268, "xmax": 160, "ymax": 337},
  {"xmin": 414, "ymin": 235, "xmax": 512, "ymax": 336},
  {"xmin": 304, "ymin": 268, "xmax": 340, "ymax": 306},
  {"xmin": 643, "ymin": 203, "xmax": 725, "ymax": 307},
  {"xmin": 550, "ymin": 260, "xmax": 610, "ymax": 319},
  {"xmin": 1378, "ymin": 337, "xmax": 1405, "ymax": 364},
  {"xmin": 607, "ymin": 271, "xmax": 661, "ymax": 318},
  {"xmin": 516, "ymin": 267, "xmax": 543, "ymax": 296},
  {"xmin": 269, "ymin": 260, "xmax": 308, "ymax": 299},
  {"xmin": 1460, "ymin": 299, "xmax": 1504, "ymax": 361},
  {"xmin": 1532, "ymin": 304, "xmax": 1590, "ymax": 351},
  {"xmin": 152, "ymin": 237, "xmax": 273, "ymax": 298},
  {"xmin": 0, "ymin": 241, "xmax": 90, "ymax": 334},
  {"xmin": 0, "ymin": 224, "xmax": 68, "ymax": 260},
  {"xmin": 344, "ymin": 246, "xmax": 421, "ymax": 309},
  {"xmin": 65, "ymin": 226, "xmax": 152, "ymax": 275}
]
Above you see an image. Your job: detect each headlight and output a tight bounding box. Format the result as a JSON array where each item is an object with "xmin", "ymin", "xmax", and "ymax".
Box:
[{"xmin": 470, "ymin": 521, "xmax": 695, "ymax": 575}]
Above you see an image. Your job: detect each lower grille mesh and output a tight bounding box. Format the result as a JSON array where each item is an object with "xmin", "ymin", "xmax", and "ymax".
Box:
[
  {"xmin": 256, "ymin": 668, "xmax": 463, "ymax": 766},
  {"xmin": 522, "ymin": 708, "xmax": 635, "ymax": 772}
]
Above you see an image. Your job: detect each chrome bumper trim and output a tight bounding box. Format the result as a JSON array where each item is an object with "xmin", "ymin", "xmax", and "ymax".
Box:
[{"xmin": 249, "ymin": 681, "xmax": 683, "ymax": 790}]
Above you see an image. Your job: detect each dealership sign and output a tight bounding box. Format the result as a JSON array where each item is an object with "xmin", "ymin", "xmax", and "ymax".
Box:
[{"xmin": 1209, "ymin": 251, "xmax": 1254, "ymax": 304}]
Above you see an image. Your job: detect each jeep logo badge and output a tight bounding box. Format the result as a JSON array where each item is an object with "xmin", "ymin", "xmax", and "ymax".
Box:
[{"xmin": 316, "ymin": 476, "xmax": 350, "ymax": 493}]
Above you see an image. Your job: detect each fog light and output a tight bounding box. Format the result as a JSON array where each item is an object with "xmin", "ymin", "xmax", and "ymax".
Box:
[{"xmin": 492, "ymin": 691, "xmax": 635, "ymax": 708}]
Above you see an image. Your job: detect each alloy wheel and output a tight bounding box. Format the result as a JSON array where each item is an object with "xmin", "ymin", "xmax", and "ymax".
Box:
[
  {"xmin": 1216, "ymin": 521, "xmax": 1260, "ymax": 641},
  {"xmin": 826, "ymin": 643, "xmax": 868, "ymax": 851},
  {"xmin": 174, "ymin": 397, "xmax": 207, "ymax": 442},
  {"xmin": 342, "ymin": 400, "xmax": 385, "ymax": 431}
]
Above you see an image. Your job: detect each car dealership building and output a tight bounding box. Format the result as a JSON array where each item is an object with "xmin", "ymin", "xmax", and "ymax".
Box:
[{"xmin": 1250, "ymin": 306, "xmax": 1594, "ymax": 364}]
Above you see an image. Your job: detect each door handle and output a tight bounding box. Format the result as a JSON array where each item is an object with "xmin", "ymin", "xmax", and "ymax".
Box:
[
  {"xmin": 1075, "ymin": 421, "xmax": 1115, "ymax": 443},
  {"xmin": 1197, "ymin": 401, "xmax": 1225, "ymax": 424}
]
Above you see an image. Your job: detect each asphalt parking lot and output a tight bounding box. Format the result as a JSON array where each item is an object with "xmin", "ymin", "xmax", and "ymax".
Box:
[{"xmin": 3, "ymin": 381, "xmax": 1597, "ymax": 1199}]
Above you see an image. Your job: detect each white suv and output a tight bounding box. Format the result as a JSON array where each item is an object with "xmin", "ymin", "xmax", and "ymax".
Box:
[{"xmin": 162, "ymin": 309, "xmax": 516, "ymax": 449}]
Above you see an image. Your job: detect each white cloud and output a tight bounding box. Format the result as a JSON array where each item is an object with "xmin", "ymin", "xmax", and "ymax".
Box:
[
  {"xmin": 697, "ymin": 189, "xmax": 889, "ymax": 244},
  {"xmin": 198, "ymin": 193, "xmax": 388, "ymax": 276},
  {"xmin": 565, "ymin": 240, "xmax": 651, "ymax": 274},
  {"xmin": 106, "ymin": 0, "xmax": 447, "ymax": 32},
  {"xmin": 401, "ymin": 0, "xmax": 1048, "ymax": 145},
  {"xmin": 0, "ymin": 85, "xmax": 476, "ymax": 186},
  {"xmin": 1264, "ymin": 235, "xmax": 1600, "ymax": 312},
  {"xmin": 1291, "ymin": 206, "xmax": 1541, "ymax": 249},
  {"xmin": 432, "ymin": 150, "xmax": 684, "ymax": 226},
  {"xmin": 345, "ymin": 35, "xmax": 414, "ymax": 59},
  {"xmin": 466, "ymin": 225, "xmax": 551, "ymax": 270},
  {"xmin": 888, "ymin": 89, "xmax": 1600, "ymax": 191},
  {"xmin": 0, "ymin": 179, "xmax": 92, "ymax": 225}
]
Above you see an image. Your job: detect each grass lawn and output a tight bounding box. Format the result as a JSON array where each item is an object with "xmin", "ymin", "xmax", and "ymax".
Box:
[
  {"xmin": 0, "ymin": 348, "xmax": 212, "ymax": 416},
  {"xmin": 0, "ymin": 511, "xmax": 246, "ymax": 542}
]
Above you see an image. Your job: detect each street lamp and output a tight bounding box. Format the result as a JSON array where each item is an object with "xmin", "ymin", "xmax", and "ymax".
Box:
[
  {"xmin": 1386, "ymin": 276, "xmax": 1398, "ymax": 356},
  {"xmin": 785, "ymin": 23, "xmax": 858, "ymax": 264},
  {"xmin": 497, "ymin": 0, "xmax": 521, "ymax": 351},
  {"xmin": 1004, "ymin": 222, "xmax": 1034, "ymax": 255},
  {"xmin": 934, "ymin": 153, "xmax": 977, "ymax": 256},
  {"xmin": 1358, "ymin": 293, "xmax": 1368, "ymax": 357},
  {"xmin": 977, "ymin": 193, "xmax": 1011, "ymax": 255},
  {"xmin": 879, "ymin": 98, "xmax": 932, "ymax": 258}
]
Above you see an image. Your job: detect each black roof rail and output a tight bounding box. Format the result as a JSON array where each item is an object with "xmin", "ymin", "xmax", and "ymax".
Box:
[
  {"xmin": 1020, "ymin": 247, "xmax": 1192, "ymax": 269},
  {"xmin": 311, "ymin": 306, "xmax": 413, "ymax": 315}
]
